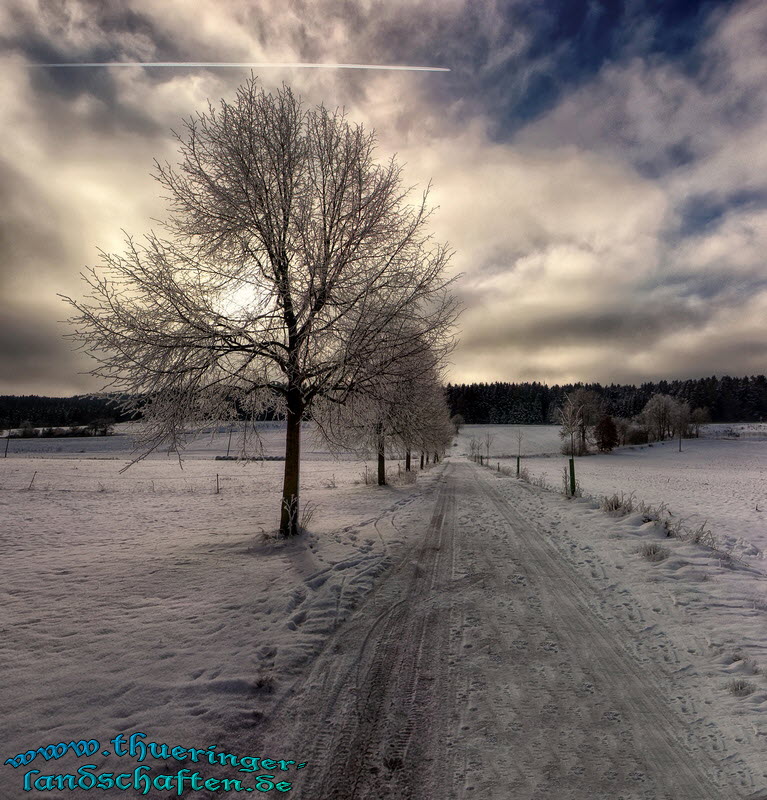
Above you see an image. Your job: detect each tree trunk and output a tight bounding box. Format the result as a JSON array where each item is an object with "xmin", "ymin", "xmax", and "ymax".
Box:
[
  {"xmin": 377, "ymin": 422, "xmax": 386, "ymax": 486},
  {"xmin": 280, "ymin": 391, "xmax": 303, "ymax": 537},
  {"xmin": 405, "ymin": 449, "xmax": 411, "ymax": 471}
]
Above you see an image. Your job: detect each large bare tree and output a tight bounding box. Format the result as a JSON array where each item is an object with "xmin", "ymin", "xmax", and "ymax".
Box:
[{"xmin": 63, "ymin": 78, "xmax": 459, "ymax": 536}]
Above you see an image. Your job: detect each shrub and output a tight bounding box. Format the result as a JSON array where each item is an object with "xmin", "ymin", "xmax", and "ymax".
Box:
[
  {"xmin": 726, "ymin": 678, "xmax": 756, "ymax": 698},
  {"xmin": 299, "ymin": 501, "xmax": 316, "ymax": 534},
  {"xmin": 625, "ymin": 425, "xmax": 649, "ymax": 445},
  {"xmin": 600, "ymin": 491, "xmax": 636, "ymax": 515},
  {"xmin": 561, "ymin": 467, "xmax": 582, "ymax": 497},
  {"xmin": 594, "ymin": 415, "xmax": 619, "ymax": 452},
  {"xmin": 357, "ymin": 466, "xmax": 377, "ymax": 485},
  {"xmin": 20, "ymin": 422, "xmax": 37, "ymax": 438},
  {"xmin": 640, "ymin": 542, "xmax": 669, "ymax": 562},
  {"xmin": 687, "ymin": 522, "xmax": 714, "ymax": 546}
]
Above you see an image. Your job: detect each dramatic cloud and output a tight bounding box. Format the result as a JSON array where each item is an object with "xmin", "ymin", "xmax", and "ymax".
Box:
[{"xmin": 0, "ymin": 0, "xmax": 765, "ymax": 394}]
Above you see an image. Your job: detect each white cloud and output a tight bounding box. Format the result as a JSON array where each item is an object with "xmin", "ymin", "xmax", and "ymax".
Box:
[{"xmin": 1, "ymin": 0, "xmax": 767, "ymax": 392}]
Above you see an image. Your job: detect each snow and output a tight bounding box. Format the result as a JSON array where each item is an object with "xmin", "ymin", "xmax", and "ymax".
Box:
[
  {"xmin": 457, "ymin": 423, "xmax": 767, "ymax": 560},
  {"xmin": 454, "ymin": 423, "xmax": 767, "ymax": 792},
  {"xmin": 0, "ymin": 421, "xmax": 364, "ymax": 461},
  {"xmin": 3, "ymin": 421, "xmax": 767, "ymax": 797},
  {"xmin": 454, "ymin": 423, "xmax": 563, "ymax": 457},
  {"xmin": 0, "ymin": 428, "xmax": 435, "ymax": 798}
]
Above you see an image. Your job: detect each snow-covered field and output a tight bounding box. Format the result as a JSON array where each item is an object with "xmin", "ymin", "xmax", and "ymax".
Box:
[
  {"xmin": 3, "ymin": 421, "xmax": 767, "ymax": 797},
  {"xmin": 1, "ymin": 420, "xmax": 366, "ymax": 461},
  {"xmin": 1, "ymin": 433, "xmax": 439, "ymax": 799},
  {"xmin": 457, "ymin": 423, "xmax": 767, "ymax": 560},
  {"xmin": 455, "ymin": 423, "xmax": 563, "ymax": 457}
]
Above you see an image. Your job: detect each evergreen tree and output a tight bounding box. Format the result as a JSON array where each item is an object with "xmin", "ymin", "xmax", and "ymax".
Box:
[{"xmin": 594, "ymin": 415, "xmax": 619, "ymax": 452}]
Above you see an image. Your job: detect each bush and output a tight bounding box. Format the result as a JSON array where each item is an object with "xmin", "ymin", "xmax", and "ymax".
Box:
[
  {"xmin": 561, "ymin": 466, "xmax": 582, "ymax": 497},
  {"xmin": 600, "ymin": 491, "xmax": 636, "ymax": 515},
  {"xmin": 19, "ymin": 422, "xmax": 37, "ymax": 438},
  {"xmin": 640, "ymin": 542, "xmax": 669, "ymax": 562},
  {"xmin": 594, "ymin": 415, "xmax": 619, "ymax": 452},
  {"xmin": 625, "ymin": 425, "xmax": 649, "ymax": 445},
  {"xmin": 726, "ymin": 678, "xmax": 756, "ymax": 698}
]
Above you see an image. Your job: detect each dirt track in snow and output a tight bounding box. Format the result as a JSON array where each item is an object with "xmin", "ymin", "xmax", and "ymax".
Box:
[{"xmin": 252, "ymin": 459, "xmax": 747, "ymax": 799}]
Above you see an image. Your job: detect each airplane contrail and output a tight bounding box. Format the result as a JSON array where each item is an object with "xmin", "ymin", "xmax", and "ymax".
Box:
[{"xmin": 32, "ymin": 61, "xmax": 450, "ymax": 72}]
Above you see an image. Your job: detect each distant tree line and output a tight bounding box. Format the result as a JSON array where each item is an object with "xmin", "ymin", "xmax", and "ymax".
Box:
[
  {"xmin": 445, "ymin": 375, "xmax": 767, "ymax": 425},
  {"xmin": 0, "ymin": 395, "xmax": 134, "ymax": 430},
  {"xmin": 0, "ymin": 394, "xmax": 291, "ymax": 431},
  {"xmin": 556, "ymin": 388, "xmax": 710, "ymax": 456}
]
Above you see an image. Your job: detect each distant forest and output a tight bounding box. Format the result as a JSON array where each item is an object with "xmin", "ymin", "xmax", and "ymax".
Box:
[
  {"xmin": 0, "ymin": 395, "xmax": 136, "ymax": 429},
  {"xmin": 2, "ymin": 374, "xmax": 766, "ymax": 429},
  {"xmin": 0, "ymin": 394, "xmax": 278, "ymax": 429},
  {"xmin": 445, "ymin": 375, "xmax": 767, "ymax": 424}
]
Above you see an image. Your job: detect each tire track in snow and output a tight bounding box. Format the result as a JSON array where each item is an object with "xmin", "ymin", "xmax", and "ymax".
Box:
[
  {"xmin": 251, "ymin": 467, "xmax": 458, "ymax": 800},
  {"xmin": 469, "ymin": 461, "xmax": 736, "ymax": 799}
]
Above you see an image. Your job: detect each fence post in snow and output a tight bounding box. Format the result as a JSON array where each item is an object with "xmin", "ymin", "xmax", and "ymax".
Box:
[
  {"xmin": 516, "ymin": 455, "xmax": 520, "ymax": 476},
  {"xmin": 569, "ymin": 457, "xmax": 576, "ymax": 497},
  {"xmin": 216, "ymin": 474, "xmax": 220, "ymax": 494}
]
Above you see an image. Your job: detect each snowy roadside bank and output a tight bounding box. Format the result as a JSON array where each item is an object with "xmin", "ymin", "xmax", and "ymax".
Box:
[{"xmin": 479, "ymin": 460, "xmax": 767, "ymax": 795}]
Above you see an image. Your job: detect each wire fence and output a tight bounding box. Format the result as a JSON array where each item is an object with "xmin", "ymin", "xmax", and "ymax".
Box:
[
  {"xmin": 0, "ymin": 470, "xmax": 276, "ymax": 495},
  {"xmin": 0, "ymin": 460, "xmax": 427, "ymax": 494}
]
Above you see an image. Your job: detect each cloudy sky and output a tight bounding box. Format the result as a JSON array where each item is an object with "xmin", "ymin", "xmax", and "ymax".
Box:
[{"xmin": 1, "ymin": 0, "xmax": 766, "ymax": 395}]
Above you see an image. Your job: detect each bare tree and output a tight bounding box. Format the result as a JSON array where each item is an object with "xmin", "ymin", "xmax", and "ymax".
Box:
[
  {"xmin": 62, "ymin": 78, "xmax": 459, "ymax": 536},
  {"xmin": 482, "ymin": 430, "xmax": 494, "ymax": 462},
  {"xmin": 639, "ymin": 394, "xmax": 677, "ymax": 442},
  {"xmin": 314, "ymin": 338, "xmax": 453, "ymax": 485},
  {"xmin": 558, "ymin": 395, "xmax": 583, "ymax": 456},
  {"xmin": 671, "ymin": 400, "xmax": 691, "ymax": 452},
  {"xmin": 613, "ymin": 416, "xmax": 630, "ymax": 446},
  {"xmin": 690, "ymin": 406, "xmax": 711, "ymax": 437},
  {"xmin": 567, "ymin": 388, "xmax": 602, "ymax": 454}
]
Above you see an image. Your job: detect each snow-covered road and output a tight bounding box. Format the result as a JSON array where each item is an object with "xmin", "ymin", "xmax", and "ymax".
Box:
[{"xmin": 247, "ymin": 459, "xmax": 760, "ymax": 800}]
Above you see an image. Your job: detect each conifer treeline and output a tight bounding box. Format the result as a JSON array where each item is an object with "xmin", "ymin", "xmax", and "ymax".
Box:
[
  {"xmin": 0, "ymin": 395, "xmax": 134, "ymax": 429},
  {"xmin": 445, "ymin": 376, "xmax": 767, "ymax": 424},
  {"xmin": 3, "ymin": 374, "xmax": 767, "ymax": 428}
]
